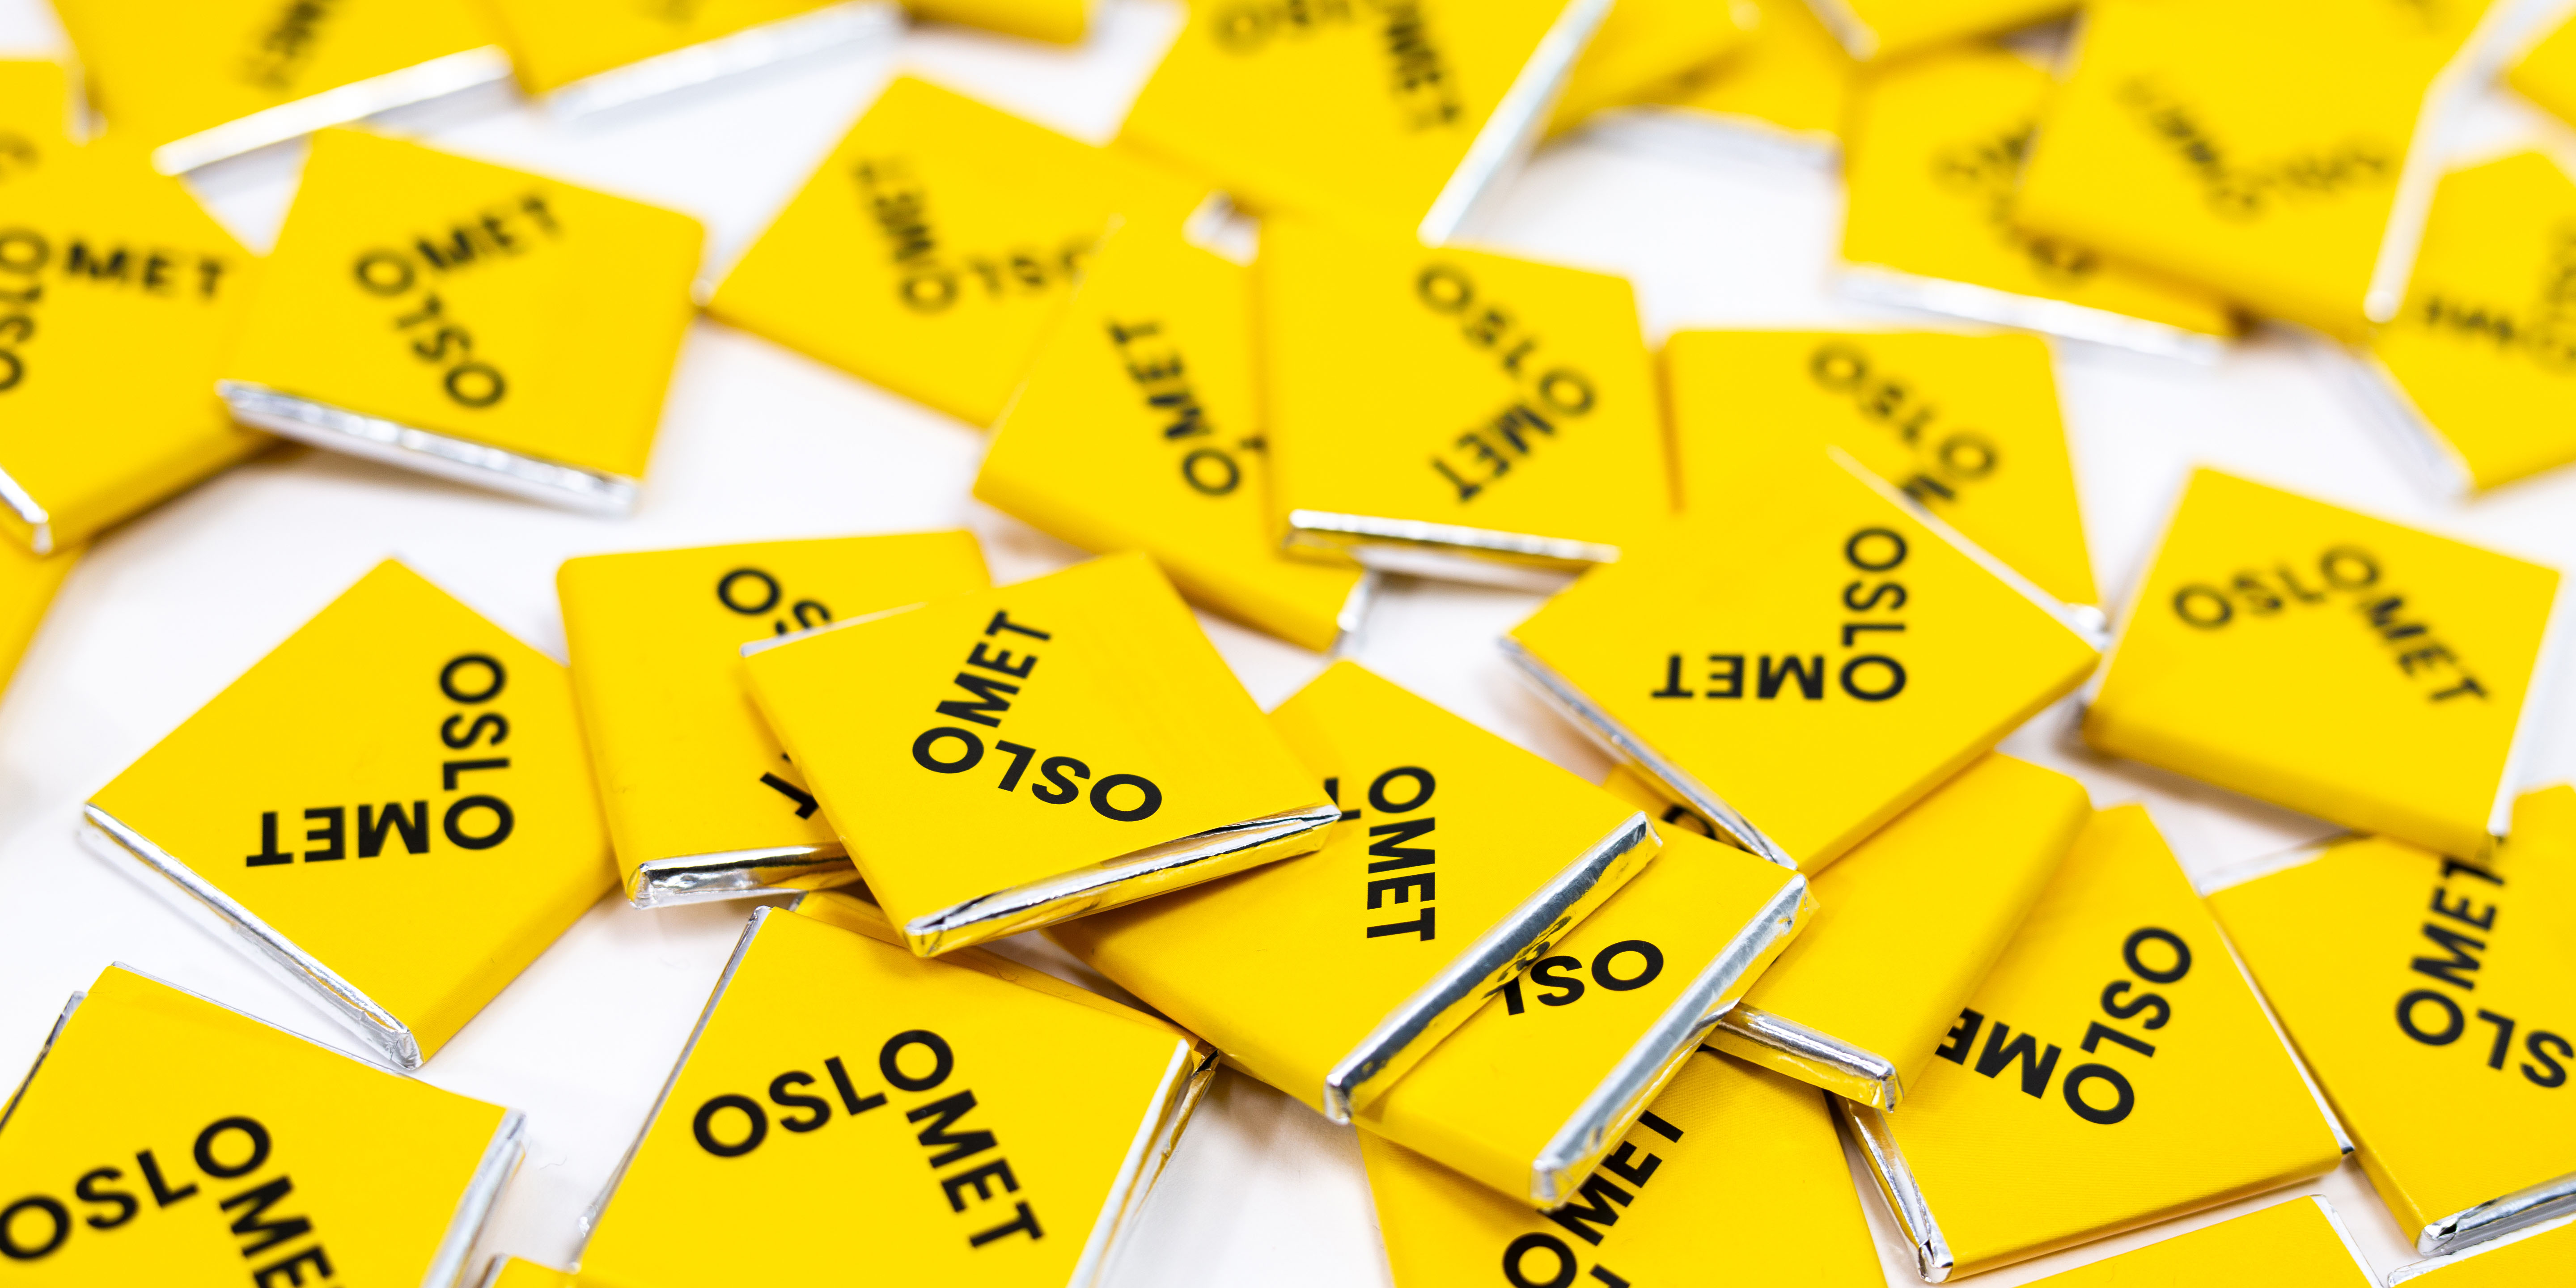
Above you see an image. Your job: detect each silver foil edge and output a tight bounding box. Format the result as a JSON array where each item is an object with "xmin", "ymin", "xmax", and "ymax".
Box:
[
  {"xmin": 580, "ymin": 906, "xmax": 771, "ymax": 1242},
  {"xmin": 1068, "ymin": 1038, "xmax": 1219, "ymax": 1288},
  {"xmin": 422, "ymin": 1108, "xmax": 527, "ymax": 1288},
  {"xmin": 1713, "ymin": 1004, "xmax": 1904, "ymax": 1109},
  {"xmin": 81, "ymin": 805, "xmax": 423, "ymax": 1069},
  {"xmin": 0, "ymin": 456, "xmax": 51, "ymax": 554},
  {"xmin": 218, "ymin": 381, "xmax": 640, "ymax": 514},
  {"xmin": 1417, "ymin": 0, "xmax": 1612, "ymax": 245},
  {"xmin": 1528, "ymin": 873, "xmax": 1810, "ymax": 1203},
  {"xmin": 1323, "ymin": 812, "xmax": 1657, "ymax": 1123},
  {"xmin": 627, "ymin": 844, "xmax": 852, "ymax": 908},
  {"xmin": 1497, "ymin": 635, "xmax": 1798, "ymax": 870},
  {"xmin": 1288, "ymin": 508, "xmax": 1619, "ymax": 572},
  {"xmin": 1834, "ymin": 263, "xmax": 2232, "ymax": 364},
  {"xmin": 152, "ymin": 47, "xmax": 515, "ymax": 174},
  {"xmin": 902, "ymin": 803, "xmax": 1341, "ymax": 957},
  {"xmin": 2419, "ymin": 1168, "xmax": 2576, "ymax": 1257},
  {"xmin": 545, "ymin": 0, "xmax": 902, "ymax": 118},
  {"xmin": 1838, "ymin": 1097, "xmax": 1955, "ymax": 1283},
  {"xmin": 0, "ymin": 988, "xmax": 83, "ymax": 1136}
]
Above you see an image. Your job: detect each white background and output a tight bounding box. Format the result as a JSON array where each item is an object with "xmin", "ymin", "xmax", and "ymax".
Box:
[{"xmin": 0, "ymin": 2, "xmax": 2573, "ymax": 1284}]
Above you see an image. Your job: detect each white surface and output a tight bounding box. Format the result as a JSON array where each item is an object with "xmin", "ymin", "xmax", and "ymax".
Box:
[{"xmin": 0, "ymin": 3, "xmax": 2572, "ymax": 1285}]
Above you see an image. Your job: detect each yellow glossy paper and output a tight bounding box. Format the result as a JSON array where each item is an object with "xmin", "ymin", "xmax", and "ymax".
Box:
[
  {"xmin": 1118, "ymin": 0, "xmax": 1593, "ymax": 238},
  {"xmin": 558, "ymin": 532, "xmax": 992, "ymax": 905},
  {"xmin": 2207, "ymin": 788, "xmax": 2576, "ymax": 1249},
  {"xmin": 2394, "ymin": 1215, "xmax": 2576, "ymax": 1285},
  {"xmin": 975, "ymin": 226, "xmax": 1362, "ymax": 652},
  {"xmin": 225, "ymin": 129, "xmax": 702, "ymax": 488},
  {"xmin": 485, "ymin": 1258, "xmax": 581, "ymax": 1288},
  {"xmin": 710, "ymin": 76, "xmax": 1204, "ymax": 428},
  {"xmin": 741, "ymin": 552, "xmax": 1329, "ymax": 956},
  {"xmin": 1813, "ymin": 0, "xmax": 2071, "ymax": 62},
  {"xmin": 1262, "ymin": 219, "xmax": 1669, "ymax": 578},
  {"xmin": 2015, "ymin": 0, "xmax": 2495, "ymax": 341},
  {"xmin": 485, "ymin": 0, "xmax": 846, "ymax": 95},
  {"xmin": 1509, "ymin": 451, "xmax": 2099, "ymax": 871},
  {"xmin": 50, "ymin": 0, "xmax": 499, "ymax": 154},
  {"xmin": 2367, "ymin": 151, "xmax": 2576, "ymax": 491},
  {"xmin": 1663, "ymin": 329, "xmax": 2099, "ymax": 607},
  {"xmin": 1543, "ymin": 0, "xmax": 1755, "ymax": 137},
  {"xmin": 2511, "ymin": 12, "xmax": 2576, "ymax": 129},
  {"xmin": 1647, "ymin": 0, "xmax": 1855, "ymax": 147},
  {"xmin": 580, "ymin": 903, "xmax": 1206, "ymax": 1288},
  {"xmin": 1357, "ymin": 826, "xmax": 1809, "ymax": 1202},
  {"xmin": 906, "ymin": 0, "xmax": 1087, "ymax": 43},
  {"xmin": 1842, "ymin": 48, "xmax": 2240, "ymax": 349},
  {"xmin": 2021, "ymin": 1197, "xmax": 2375, "ymax": 1288},
  {"xmin": 0, "ymin": 60, "xmax": 68, "ymax": 170},
  {"xmin": 1050, "ymin": 660, "xmax": 1658, "ymax": 1119},
  {"xmin": 85, "ymin": 561, "xmax": 616, "ymax": 1066},
  {"xmin": 0, "ymin": 966, "xmax": 515, "ymax": 1285},
  {"xmin": 2084, "ymin": 469, "xmax": 2558, "ymax": 861},
  {"xmin": 1362, "ymin": 1050, "xmax": 1883, "ymax": 1288},
  {"xmin": 1706, "ymin": 753, "xmax": 2089, "ymax": 1107},
  {"xmin": 0, "ymin": 140, "xmax": 267, "ymax": 555},
  {"xmin": 1854, "ymin": 806, "xmax": 2346, "ymax": 1280}
]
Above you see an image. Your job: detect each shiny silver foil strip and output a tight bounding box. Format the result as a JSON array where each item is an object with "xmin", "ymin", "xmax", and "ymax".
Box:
[
  {"xmin": 1323, "ymin": 811, "xmax": 1657, "ymax": 1123},
  {"xmin": 82, "ymin": 805, "xmax": 424, "ymax": 1069},
  {"xmin": 219, "ymin": 381, "xmax": 641, "ymax": 515},
  {"xmin": 153, "ymin": 48, "xmax": 515, "ymax": 174},
  {"xmin": 1711, "ymin": 1004, "xmax": 1905, "ymax": 1110},
  {"xmin": 900, "ymin": 802, "xmax": 1342, "ymax": 957},
  {"xmin": 1528, "ymin": 873, "xmax": 1812, "ymax": 1203}
]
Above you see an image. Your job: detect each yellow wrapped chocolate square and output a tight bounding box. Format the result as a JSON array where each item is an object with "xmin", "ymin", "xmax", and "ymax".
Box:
[
  {"xmin": 2014, "ymin": 0, "xmax": 2504, "ymax": 341},
  {"xmin": 0, "ymin": 142, "xmax": 268, "ymax": 555},
  {"xmin": 2206, "ymin": 787, "xmax": 2576, "ymax": 1257},
  {"xmin": 1640, "ymin": 0, "xmax": 1853, "ymax": 156},
  {"xmin": 2361, "ymin": 151, "xmax": 2576, "ymax": 493},
  {"xmin": 1361, "ymin": 1050, "xmax": 1884, "ymax": 1288},
  {"xmin": 0, "ymin": 965, "xmax": 522, "ymax": 1286},
  {"xmin": 2391, "ymin": 1215, "xmax": 2576, "ymax": 1285},
  {"xmin": 1507, "ymin": 449, "xmax": 2100, "ymax": 871},
  {"xmin": 1841, "ymin": 47, "xmax": 2241, "ymax": 356},
  {"xmin": 1808, "ymin": 0, "xmax": 2070, "ymax": 62},
  {"xmin": 1263, "ymin": 219, "xmax": 1670, "ymax": 586},
  {"xmin": 1118, "ymin": 0, "xmax": 1606, "ymax": 242},
  {"xmin": 2083, "ymin": 468, "xmax": 2559, "ymax": 861},
  {"xmin": 50, "ymin": 0, "xmax": 507, "ymax": 174},
  {"xmin": 710, "ymin": 76, "xmax": 1205, "ymax": 428},
  {"xmin": 1663, "ymin": 328, "xmax": 2101, "ymax": 610},
  {"xmin": 906, "ymin": 0, "xmax": 1086, "ymax": 43},
  {"xmin": 1843, "ymin": 805, "xmax": 2348, "ymax": 1281},
  {"xmin": 2507, "ymin": 12, "xmax": 2576, "ymax": 131},
  {"xmin": 484, "ymin": 0, "xmax": 900, "ymax": 106},
  {"xmin": 2018, "ymin": 1197, "xmax": 2378, "ymax": 1288},
  {"xmin": 579, "ymin": 900, "xmax": 1212, "ymax": 1288},
  {"xmin": 1356, "ymin": 824, "xmax": 1809, "ymax": 1203},
  {"xmin": 1692, "ymin": 753, "xmax": 2090, "ymax": 1108},
  {"xmin": 740, "ymin": 551, "xmax": 1335, "ymax": 957},
  {"xmin": 83, "ymin": 560, "xmax": 617, "ymax": 1069},
  {"xmin": 976, "ymin": 226, "xmax": 1366, "ymax": 653},
  {"xmin": 1050, "ymin": 661, "xmax": 1659, "ymax": 1123},
  {"xmin": 559, "ymin": 531, "xmax": 991, "ymax": 908},
  {"xmin": 220, "ymin": 129, "xmax": 703, "ymax": 514},
  {"xmin": 1542, "ymin": 0, "xmax": 1754, "ymax": 138}
]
